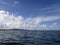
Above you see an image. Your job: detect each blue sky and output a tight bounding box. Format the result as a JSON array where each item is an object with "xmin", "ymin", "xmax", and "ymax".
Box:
[
  {"xmin": 0, "ymin": 0, "xmax": 60, "ymax": 30},
  {"xmin": 0, "ymin": 0, "xmax": 60, "ymax": 17}
]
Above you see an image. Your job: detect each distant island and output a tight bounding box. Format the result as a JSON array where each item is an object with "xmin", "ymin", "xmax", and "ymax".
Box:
[{"xmin": 0, "ymin": 29, "xmax": 60, "ymax": 31}]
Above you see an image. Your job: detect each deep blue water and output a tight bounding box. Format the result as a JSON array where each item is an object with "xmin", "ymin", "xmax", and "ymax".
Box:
[{"xmin": 0, "ymin": 29, "xmax": 60, "ymax": 45}]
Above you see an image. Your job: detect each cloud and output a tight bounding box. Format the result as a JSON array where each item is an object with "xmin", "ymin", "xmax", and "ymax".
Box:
[
  {"xmin": 42, "ymin": 16, "xmax": 60, "ymax": 21},
  {"xmin": 0, "ymin": 1, "xmax": 11, "ymax": 6},
  {"xmin": 0, "ymin": 10, "xmax": 60, "ymax": 30},
  {"xmin": 14, "ymin": 1, "xmax": 19, "ymax": 4},
  {"xmin": 0, "ymin": 0, "xmax": 19, "ymax": 7},
  {"xmin": 38, "ymin": 3, "xmax": 60, "ymax": 16},
  {"xmin": 12, "ymin": 1, "xmax": 20, "ymax": 7}
]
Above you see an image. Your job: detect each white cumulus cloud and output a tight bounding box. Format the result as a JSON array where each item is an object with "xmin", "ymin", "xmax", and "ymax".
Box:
[{"xmin": 0, "ymin": 10, "xmax": 60, "ymax": 30}]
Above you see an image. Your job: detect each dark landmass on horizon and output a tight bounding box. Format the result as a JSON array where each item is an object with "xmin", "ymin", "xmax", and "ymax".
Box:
[{"xmin": 0, "ymin": 29, "xmax": 60, "ymax": 31}]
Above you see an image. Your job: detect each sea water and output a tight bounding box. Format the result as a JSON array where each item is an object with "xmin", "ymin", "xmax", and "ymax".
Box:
[{"xmin": 0, "ymin": 29, "xmax": 60, "ymax": 45}]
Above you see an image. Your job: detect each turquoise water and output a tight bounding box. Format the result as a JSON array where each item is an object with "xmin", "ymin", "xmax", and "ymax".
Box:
[{"xmin": 0, "ymin": 29, "xmax": 60, "ymax": 45}]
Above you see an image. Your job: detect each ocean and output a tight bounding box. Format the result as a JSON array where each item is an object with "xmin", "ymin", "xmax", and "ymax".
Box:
[{"xmin": 0, "ymin": 29, "xmax": 60, "ymax": 45}]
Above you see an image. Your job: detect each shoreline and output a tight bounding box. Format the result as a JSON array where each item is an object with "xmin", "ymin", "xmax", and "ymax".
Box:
[{"xmin": 0, "ymin": 29, "xmax": 60, "ymax": 31}]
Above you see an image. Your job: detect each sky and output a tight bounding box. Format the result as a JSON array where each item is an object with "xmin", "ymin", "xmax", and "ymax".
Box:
[{"xmin": 0, "ymin": 0, "xmax": 60, "ymax": 30}]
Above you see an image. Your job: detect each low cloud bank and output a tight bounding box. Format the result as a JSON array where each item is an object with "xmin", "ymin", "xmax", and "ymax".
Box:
[{"xmin": 0, "ymin": 10, "xmax": 60, "ymax": 30}]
